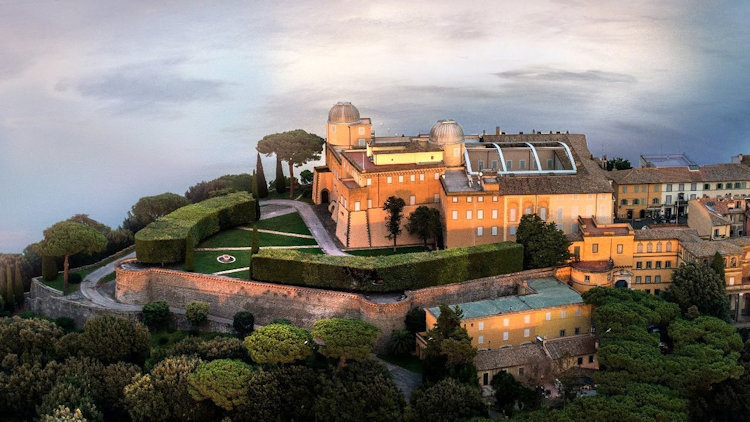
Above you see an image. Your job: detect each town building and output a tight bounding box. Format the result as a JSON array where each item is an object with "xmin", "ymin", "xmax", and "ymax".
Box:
[
  {"xmin": 732, "ymin": 154, "xmax": 750, "ymax": 167},
  {"xmin": 566, "ymin": 216, "xmax": 750, "ymax": 321},
  {"xmin": 313, "ymin": 102, "xmax": 614, "ymax": 249},
  {"xmin": 609, "ymin": 164, "xmax": 750, "ymax": 220},
  {"xmin": 688, "ymin": 197, "xmax": 749, "ymax": 238}
]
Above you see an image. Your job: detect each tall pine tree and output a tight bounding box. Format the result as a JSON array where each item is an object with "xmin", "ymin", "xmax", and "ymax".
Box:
[
  {"xmin": 275, "ymin": 155, "xmax": 286, "ymax": 194},
  {"xmin": 0, "ymin": 265, "xmax": 11, "ymax": 312},
  {"xmin": 13, "ymin": 262, "xmax": 24, "ymax": 306},
  {"xmin": 255, "ymin": 152, "xmax": 269, "ymax": 198}
]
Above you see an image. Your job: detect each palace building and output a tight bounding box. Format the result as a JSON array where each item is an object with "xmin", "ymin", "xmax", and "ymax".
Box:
[{"xmin": 313, "ymin": 102, "xmax": 614, "ymax": 249}]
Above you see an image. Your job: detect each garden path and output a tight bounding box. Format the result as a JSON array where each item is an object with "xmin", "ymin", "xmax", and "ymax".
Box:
[{"xmin": 261, "ymin": 199, "xmax": 349, "ymax": 256}]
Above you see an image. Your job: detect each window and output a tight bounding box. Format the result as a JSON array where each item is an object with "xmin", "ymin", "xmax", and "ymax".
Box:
[
  {"xmin": 520, "ymin": 160, "xmax": 526, "ymax": 169},
  {"xmin": 386, "ymin": 176, "xmax": 392, "ymax": 184},
  {"xmin": 510, "ymin": 226, "xmax": 517, "ymax": 235},
  {"xmin": 452, "ymin": 197, "xmax": 458, "ymax": 203},
  {"xmin": 656, "ymin": 242, "xmax": 662, "ymax": 252},
  {"xmin": 492, "ymin": 209, "xmax": 498, "ymax": 219},
  {"xmin": 666, "ymin": 184, "xmax": 672, "ymax": 192},
  {"xmin": 506, "ymin": 160, "xmax": 512, "ymax": 170},
  {"xmin": 666, "ymin": 195, "xmax": 672, "ymax": 204},
  {"xmin": 477, "ymin": 210, "xmax": 484, "ymax": 219},
  {"xmin": 730, "ymin": 277, "xmax": 735, "ymax": 286},
  {"xmin": 646, "ymin": 261, "xmax": 652, "ymax": 269},
  {"xmin": 478, "ymin": 160, "xmax": 484, "ymax": 170},
  {"xmin": 483, "ymin": 373, "xmax": 489, "ymax": 386},
  {"xmin": 576, "ymin": 307, "xmax": 582, "ymax": 316},
  {"xmin": 434, "ymin": 172, "xmax": 440, "ymax": 180},
  {"xmin": 467, "ymin": 196, "xmax": 472, "ymax": 203},
  {"xmin": 398, "ymin": 175, "xmax": 404, "ymax": 183},
  {"xmin": 524, "ymin": 315, "xmax": 531, "ymax": 324},
  {"xmin": 478, "ymin": 322, "xmax": 484, "ymax": 330},
  {"xmin": 584, "ymin": 275, "xmax": 590, "ymax": 282},
  {"xmin": 575, "ymin": 327, "xmax": 581, "ymax": 335},
  {"xmin": 654, "ymin": 185, "xmax": 659, "ymax": 192},
  {"xmin": 547, "ymin": 159, "xmax": 553, "ymax": 169},
  {"xmin": 690, "ymin": 194, "xmax": 696, "ymax": 200},
  {"xmin": 647, "ymin": 243, "xmax": 653, "ymax": 253},
  {"xmin": 559, "ymin": 329, "xmax": 566, "ymax": 337},
  {"xmin": 679, "ymin": 183, "xmax": 684, "ymax": 191},
  {"xmin": 704, "ymin": 183, "xmax": 710, "ymax": 190},
  {"xmin": 561, "ymin": 310, "xmax": 567, "ymax": 319},
  {"xmin": 731, "ymin": 257, "xmax": 737, "ymax": 267},
  {"xmin": 735, "ymin": 182, "xmax": 741, "ymax": 189},
  {"xmin": 636, "ymin": 261, "xmax": 642, "ymax": 269},
  {"xmin": 636, "ymin": 276, "xmax": 642, "ymax": 284},
  {"xmin": 367, "ymin": 199, "xmax": 372, "ymax": 209},
  {"xmin": 665, "ymin": 261, "xmax": 672, "ymax": 268},
  {"xmin": 652, "ymin": 198, "xmax": 659, "ymax": 204},
  {"xmin": 503, "ymin": 319, "xmax": 509, "ymax": 327},
  {"xmin": 478, "ymin": 335, "xmax": 484, "ymax": 344},
  {"xmin": 452, "ymin": 210, "xmax": 458, "ymax": 220},
  {"xmin": 493, "ymin": 196, "xmax": 498, "ymax": 202},
  {"xmin": 589, "ymin": 355, "xmax": 595, "ymax": 363},
  {"xmin": 510, "ymin": 208, "xmax": 517, "ymax": 222},
  {"xmin": 633, "ymin": 199, "xmax": 639, "ymax": 205},
  {"xmin": 621, "ymin": 199, "xmax": 628, "ymax": 205},
  {"xmin": 524, "ymin": 328, "xmax": 530, "ymax": 337},
  {"xmin": 420, "ymin": 173, "xmax": 425, "ymax": 181},
  {"xmin": 557, "ymin": 207, "xmax": 563, "ymax": 221},
  {"xmin": 466, "ymin": 210, "xmax": 472, "ymax": 219},
  {"xmin": 491, "ymin": 226, "xmax": 498, "ymax": 236},
  {"xmin": 453, "ymin": 147, "xmax": 460, "ymax": 157},
  {"xmin": 410, "ymin": 174, "xmax": 415, "ymax": 182},
  {"xmin": 655, "ymin": 275, "xmax": 661, "ymax": 283},
  {"xmin": 592, "ymin": 243, "xmax": 599, "ymax": 253},
  {"xmin": 545, "ymin": 312, "xmax": 551, "ymax": 321},
  {"xmin": 478, "ymin": 196, "xmax": 484, "ymax": 202},
  {"xmin": 491, "ymin": 160, "xmax": 498, "ymax": 170},
  {"xmin": 655, "ymin": 261, "xmax": 661, "ymax": 269},
  {"xmin": 577, "ymin": 357, "xmax": 583, "ymax": 365},
  {"xmin": 539, "ymin": 207, "xmax": 547, "ymax": 220},
  {"xmin": 718, "ymin": 183, "xmax": 723, "ymax": 189},
  {"xmin": 409, "ymin": 195, "xmax": 415, "ymax": 205},
  {"xmin": 637, "ymin": 243, "xmax": 643, "ymax": 253},
  {"xmin": 503, "ymin": 332, "xmax": 509, "ymax": 341},
  {"xmin": 645, "ymin": 276, "xmax": 652, "ymax": 283},
  {"xmin": 366, "ymin": 178, "xmax": 372, "ymax": 186},
  {"xmin": 690, "ymin": 183, "xmax": 697, "ymax": 191},
  {"xmin": 622, "ymin": 186, "xmax": 628, "ymax": 193},
  {"xmin": 354, "ymin": 201, "xmax": 361, "ymax": 211},
  {"xmin": 518, "ymin": 367, "xmax": 524, "ymax": 376},
  {"xmin": 617, "ymin": 244, "xmax": 623, "ymax": 254},
  {"xmin": 358, "ymin": 126, "xmax": 365, "ymax": 135},
  {"xmin": 433, "ymin": 194, "xmax": 440, "ymax": 203},
  {"xmin": 476, "ymin": 226, "xmax": 483, "ymax": 236},
  {"xmin": 666, "ymin": 242, "xmax": 672, "ymax": 252}
]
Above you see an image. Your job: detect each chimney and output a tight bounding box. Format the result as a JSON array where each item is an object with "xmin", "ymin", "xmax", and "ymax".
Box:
[{"xmin": 496, "ymin": 126, "xmax": 500, "ymax": 135}]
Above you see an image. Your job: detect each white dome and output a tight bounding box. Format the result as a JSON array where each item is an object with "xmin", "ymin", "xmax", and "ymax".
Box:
[
  {"xmin": 429, "ymin": 120, "xmax": 464, "ymax": 145},
  {"xmin": 328, "ymin": 102, "xmax": 361, "ymax": 124}
]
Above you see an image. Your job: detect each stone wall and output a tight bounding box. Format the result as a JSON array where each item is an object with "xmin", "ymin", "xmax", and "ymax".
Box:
[{"xmin": 116, "ymin": 260, "xmax": 555, "ymax": 347}]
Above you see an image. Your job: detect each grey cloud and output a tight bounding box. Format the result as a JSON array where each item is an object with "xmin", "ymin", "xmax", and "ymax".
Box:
[{"xmin": 496, "ymin": 68, "xmax": 636, "ymax": 84}]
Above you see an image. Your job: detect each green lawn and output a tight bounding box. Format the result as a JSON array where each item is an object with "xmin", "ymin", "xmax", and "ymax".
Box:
[
  {"xmin": 377, "ymin": 353, "xmax": 424, "ymax": 374},
  {"xmin": 198, "ymin": 228, "xmax": 317, "ymax": 248},
  {"xmin": 98, "ymin": 271, "xmax": 116, "ymax": 284},
  {"xmin": 346, "ymin": 246, "xmax": 428, "ymax": 257},
  {"xmin": 41, "ymin": 266, "xmax": 98, "ymax": 294},
  {"xmin": 256, "ymin": 212, "xmax": 311, "ymax": 235}
]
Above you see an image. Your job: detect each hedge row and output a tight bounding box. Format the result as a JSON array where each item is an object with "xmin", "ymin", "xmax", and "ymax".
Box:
[
  {"xmin": 135, "ymin": 192, "xmax": 256, "ymax": 263},
  {"xmin": 251, "ymin": 242, "xmax": 523, "ymax": 292}
]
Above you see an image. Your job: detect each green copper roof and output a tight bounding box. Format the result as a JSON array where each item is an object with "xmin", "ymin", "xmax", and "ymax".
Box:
[{"xmin": 427, "ymin": 277, "xmax": 583, "ymax": 319}]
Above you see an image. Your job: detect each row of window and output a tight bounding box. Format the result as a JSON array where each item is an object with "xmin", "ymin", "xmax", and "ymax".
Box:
[
  {"xmin": 621, "ymin": 182, "xmax": 748, "ymax": 194},
  {"xmin": 381, "ymin": 172, "xmax": 440, "ymax": 184},
  {"xmin": 342, "ymin": 194, "xmax": 440, "ymax": 211},
  {"xmin": 636, "ymin": 242, "xmax": 673, "ymax": 253},
  {"xmin": 635, "ymin": 275, "xmax": 663, "ymax": 284},
  {"xmin": 635, "ymin": 260, "xmax": 672, "ymax": 269},
  {"xmin": 469, "ymin": 309, "xmax": 584, "ymax": 332},
  {"xmin": 450, "ymin": 209, "xmax": 500, "ymax": 220}
]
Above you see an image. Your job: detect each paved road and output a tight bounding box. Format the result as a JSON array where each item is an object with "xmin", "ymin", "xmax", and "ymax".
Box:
[
  {"xmin": 374, "ymin": 356, "xmax": 422, "ymax": 401},
  {"xmin": 261, "ymin": 199, "xmax": 349, "ymax": 256}
]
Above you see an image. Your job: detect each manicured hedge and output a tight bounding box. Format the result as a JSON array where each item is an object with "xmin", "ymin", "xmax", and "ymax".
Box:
[
  {"xmin": 251, "ymin": 242, "xmax": 523, "ymax": 292},
  {"xmin": 135, "ymin": 192, "xmax": 256, "ymax": 263}
]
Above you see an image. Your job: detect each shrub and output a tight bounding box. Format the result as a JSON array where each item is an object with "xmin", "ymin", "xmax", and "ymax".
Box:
[
  {"xmin": 54, "ymin": 317, "xmax": 76, "ymax": 332},
  {"xmin": 79, "ymin": 316, "xmax": 150, "ymax": 365},
  {"xmin": 233, "ymin": 311, "xmax": 255, "ymax": 338},
  {"xmin": 135, "ymin": 192, "xmax": 256, "ymax": 264},
  {"xmin": 388, "ymin": 329, "xmax": 415, "ymax": 357},
  {"xmin": 409, "ymin": 378, "xmax": 487, "ymax": 421},
  {"xmin": 37, "ymin": 380, "xmax": 103, "ymax": 422},
  {"xmin": 151, "ymin": 336, "xmax": 247, "ymax": 363},
  {"xmin": 244, "ymin": 323, "xmax": 313, "ymax": 364},
  {"xmin": 185, "ymin": 301, "xmax": 210, "ymax": 328},
  {"xmin": 252, "ymin": 242, "xmax": 523, "ymax": 292},
  {"xmin": 405, "ymin": 308, "xmax": 426, "ymax": 334},
  {"xmin": 188, "ymin": 359, "xmax": 254, "ymax": 411},
  {"xmin": 0, "ymin": 316, "xmax": 65, "ymax": 365},
  {"xmin": 142, "ymin": 301, "xmax": 171, "ymax": 329},
  {"xmin": 42, "ymin": 255, "xmax": 58, "ymax": 281},
  {"xmin": 67, "ymin": 273, "xmax": 83, "ymax": 284}
]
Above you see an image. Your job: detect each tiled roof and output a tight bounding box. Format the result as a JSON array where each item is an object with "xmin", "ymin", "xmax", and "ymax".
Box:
[
  {"xmin": 427, "ymin": 278, "xmax": 583, "ymax": 320},
  {"xmin": 475, "ymin": 343, "xmax": 546, "ymax": 371},
  {"xmin": 544, "ymin": 335, "xmax": 597, "ymax": 360},
  {"xmin": 681, "ymin": 239, "xmax": 744, "ymax": 258},
  {"xmin": 342, "ymin": 150, "xmax": 445, "ymax": 173},
  {"xmin": 727, "ymin": 237, "xmax": 750, "ymax": 247},
  {"xmin": 709, "ymin": 212, "xmax": 731, "ymax": 226},
  {"xmin": 609, "ymin": 163, "xmax": 750, "ymax": 185},
  {"xmin": 633, "ymin": 227, "xmax": 700, "ymax": 241},
  {"xmin": 695, "ymin": 197, "xmax": 747, "ymax": 216}
]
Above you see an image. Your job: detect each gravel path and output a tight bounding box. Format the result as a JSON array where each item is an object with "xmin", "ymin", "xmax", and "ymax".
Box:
[{"xmin": 261, "ymin": 199, "xmax": 349, "ymax": 256}]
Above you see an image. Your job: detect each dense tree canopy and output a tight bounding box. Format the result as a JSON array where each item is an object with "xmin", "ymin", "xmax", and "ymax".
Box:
[
  {"xmin": 383, "ymin": 196, "xmax": 406, "ymax": 252},
  {"xmin": 409, "ymin": 378, "xmax": 486, "ymax": 422},
  {"xmin": 606, "ymin": 157, "xmax": 633, "ymax": 171},
  {"xmin": 244, "ymin": 323, "xmax": 313, "ymax": 364},
  {"xmin": 313, "ymin": 318, "xmax": 379, "ymax": 367},
  {"xmin": 257, "ymin": 129, "xmax": 324, "ymax": 199},
  {"xmin": 515, "ymin": 214, "xmax": 570, "ymax": 269},
  {"xmin": 188, "ymin": 359, "xmax": 254, "ymax": 412},
  {"xmin": 666, "ymin": 261, "xmax": 730, "ymax": 321},
  {"xmin": 406, "ymin": 205, "xmax": 442, "ymax": 249},
  {"xmin": 123, "ymin": 192, "xmax": 189, "ymax": 233}
]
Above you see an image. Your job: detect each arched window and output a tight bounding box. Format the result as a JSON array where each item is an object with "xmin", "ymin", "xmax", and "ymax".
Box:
[
  {"xmin": 637, "ymin": 243, "xmax": 643, "ymax": 253},
  {"xmin": 539, "ymin": 207, "xmax": 547, "ymax": 220},
  {"xmin": 656, "ymin": 242, "xmax": 662, "ymax": 252},
  {"xmin": 666, "ymin": 242, "xmax": 673, "ymax": 252},
  {"xmin": 647, "ymin": 243, "xmax": 653, "ymax": 253},
  {"xmin": 731, "ymin": 257, "xmax": 737, "ymax": 267}
]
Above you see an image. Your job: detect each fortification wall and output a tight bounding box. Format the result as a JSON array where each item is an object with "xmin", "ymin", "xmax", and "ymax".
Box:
[{"xmin": 116, "ymin": 261, "xmax": 555, "ymax": 347}]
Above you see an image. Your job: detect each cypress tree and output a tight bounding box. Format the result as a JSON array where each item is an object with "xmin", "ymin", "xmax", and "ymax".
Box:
[
  {"xmin": 256, "ymin": 152, "xmax": 269, "ymax": 198},
  {"xmin": 42, "ymin": 255, "xmax": 57, "ymax": 281},
  {"xmin": 275, "ymin": 155, "xmax": 286, "ymax": 194},
  {"xmin": 0, "ymin": 266, "xmax": 11, "ymax": 312},
  {"xmin": 249, "ymin": 225, "xmax": 260, "ymax": 280},
  {"xmin": 13, "ymin": 262, "xmax": 24, "ymax": 305},
  {"xmin": 185, "ymin": 233, "xmax": 195, "ymax": 272},
  {"xmin": 710, "ymin": 252, "xmax": 725, "ymax": 280},
  {"xmin": 252, "ymin": 171, "xmax": 261, "ymax": 221}
]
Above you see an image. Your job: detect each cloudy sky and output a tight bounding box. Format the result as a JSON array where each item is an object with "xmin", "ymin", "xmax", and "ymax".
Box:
[{"xmin": 1, "ymin": 0, "xmax": 748, "ymax": 253}]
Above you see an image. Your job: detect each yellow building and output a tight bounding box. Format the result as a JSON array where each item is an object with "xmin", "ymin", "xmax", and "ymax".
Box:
[{"xmin": 313, "ymin": 102, "xmax": 614, "ymax": 249}]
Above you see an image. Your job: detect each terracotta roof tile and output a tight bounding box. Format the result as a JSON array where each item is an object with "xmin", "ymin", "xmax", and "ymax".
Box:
[{"xmin": 609, "ymin": 164, "xmax": 750, "ymax": 185}]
